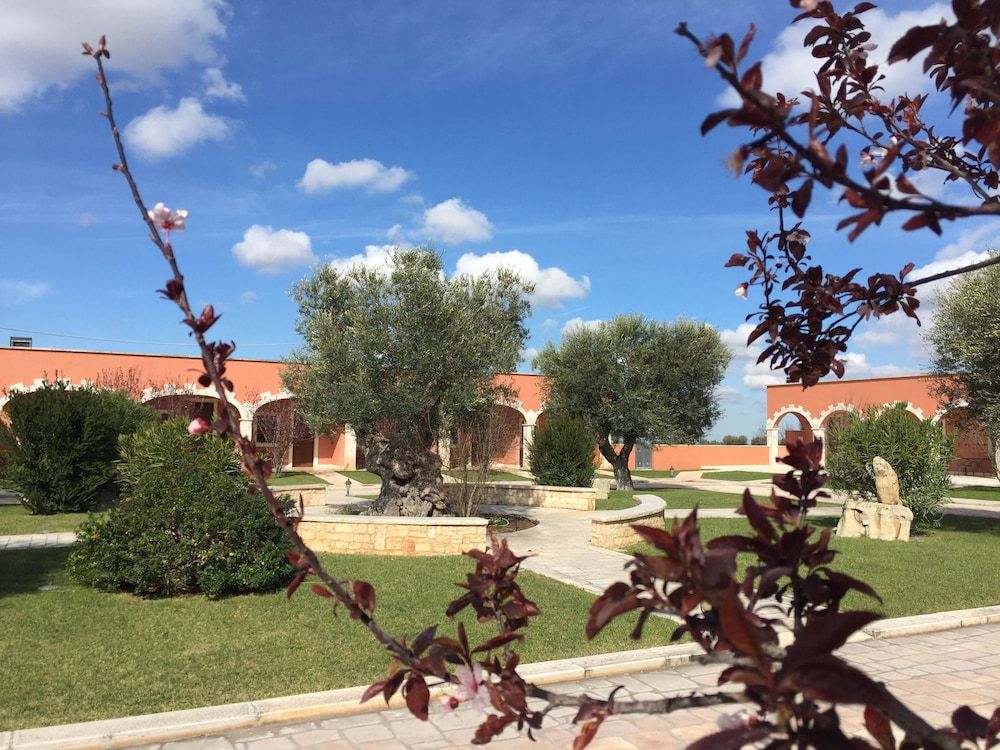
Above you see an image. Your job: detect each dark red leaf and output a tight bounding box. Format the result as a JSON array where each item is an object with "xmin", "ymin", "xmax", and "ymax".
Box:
[
  {"xmin": 719, "ymin": 589, "xmax": 767, "ymax": 670},
  {"xmin": 784, "ymin": 612, "xmax": 881, "ymax": 666},
  {"xmin": 685, "ymin": 725, "xmax": 770, "ymax": 750},
  {"xmin": 404, "ymin": 673, "xmax": 430, "ymax": 721},
  {"xmin": 952, "ymin": 705, "xmax": 988, "ymax": 739},
  {"xmin": 864, "ymin": 706, "xmax": 896, "ymax": 750},
  {"xmin": 586, "ymin": 582, "xmax": 641, "ymax": 639},
  {"xmin": 790, "ymin": 656, "xmax": 887, "ymax": 707},
  {"xmin": 286, "ymin": 569, "xmax": 307, "ymax": 599},
  {"xmin": 353, "ymin": 580, "xmax": 376, "ymax": 614},
  {"xmin": 310, "ymin": 584, "xmax": 334, "ymax": 599}
]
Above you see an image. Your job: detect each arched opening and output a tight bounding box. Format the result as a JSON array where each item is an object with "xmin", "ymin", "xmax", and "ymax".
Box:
[
  {"xmin": 145, "ymin": 393, "xmax": 230, "ymax": 423},
  {"xmin": 940, "ymin": 408, "xmax": 993, "ymax": 476},
  {"xmin": 775, "ymin": 411, "xmax": 813, "ymax": 449},
  {"xmin": 253, "ymin": 399, "xmax": 315, "ymax": 469},
  {"xmin": 821, "ymin": 410, "xmax": 855, "ymax": 453},
  {"xmin": 450, "ymin": 405, "xmax": 526, "ymax": 470}
]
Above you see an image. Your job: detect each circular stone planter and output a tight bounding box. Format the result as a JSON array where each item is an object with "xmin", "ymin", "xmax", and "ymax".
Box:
[
  {"xmin": 298, "ymin": 510, "xmax": 487, "ymax": 556},
  {"xmin": 590, "ymin": 494, "xmax": 667, "ymax": 550}
]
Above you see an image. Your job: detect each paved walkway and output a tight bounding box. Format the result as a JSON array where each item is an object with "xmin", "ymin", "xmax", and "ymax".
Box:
[
  {"xmin": 0, "ymin": 532, "xmax": 76, "ymax": 550},
  {"xmin": 140, "ymin": 623, "xmax": 1000, "ymax": 750}
]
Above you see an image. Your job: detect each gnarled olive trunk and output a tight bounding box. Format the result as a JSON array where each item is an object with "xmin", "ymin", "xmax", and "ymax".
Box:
[
  {"xmin": 598, "ymin": 436, "xmax": 635, "ymax": 491},
  {"xmin": 363, "ymin": 434, "xmax": 454, "ymax": 516}
]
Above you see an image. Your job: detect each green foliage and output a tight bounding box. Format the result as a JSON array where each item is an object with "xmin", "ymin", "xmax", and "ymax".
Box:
[
  {"xmin": 721, "ymin": 434, "xmax": 748, "ymax": 445},
  {"xmin": 68, "ymin": 419, "xmax": 293, "ymax": 598},
  {"xmin": 535, "ymin": 315, "xmax": 730, "ymax": 485},
  {"xmin": 929, "ymin": 256, "xmax": 1000, "ymax": 477},
  {"xmin": 529, "ymin": 414, "xmax": 596, "ymax": 487},
  {"xmin": 1, "ymin": 382, "xmax": 156, "ymax": 514},
  {"xmin": 750, "ymin": 435, "xmax": 767, "ymax": 445},
  {"xmin": 826, "ymin": 404, "xmax": 953, "ymax": 528},
  {"xmin": 284, "ymin": 248, "xmax": 530, "ymax": 450}
]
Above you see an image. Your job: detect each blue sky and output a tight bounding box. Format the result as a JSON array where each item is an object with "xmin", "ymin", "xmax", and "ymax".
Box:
[{"xmin": 1, "ymin": 1, "xmax": 993, "ymax": 438}]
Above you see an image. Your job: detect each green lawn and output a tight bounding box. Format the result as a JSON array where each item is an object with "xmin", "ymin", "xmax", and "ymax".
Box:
[
  {"xmin": 633, "ymin": 515, "xmax": 1000, "ymax": 619},
  {"xmin": 0, "ymin": 549, "xmax": 673, "ymax": 731},
  {"xmin": 0, "ymin": 505, "xmax": 94, "ymax": 536},
  {"xmin": 700, "ymin": 470, "xmax": 779, "ymax": 482},
  {"xmin": 631, "ymin": 470, "xmax": 679, "ymax": 479},
  {"xmin": 599, "ymin": 488, "xmax": 743, "ymax": 513},
  {"xmin": 950, "ymin": 486, "xmax": 1000, "ymax": 502},
  {"xmin": 445, "ymin": 469, "xmax": 531, "ymax": 483},
  {"xmin": 268, "ymin": 471, "xmax": 330, "ymax": 487},
  {"xmin": 336, "ymin": 470, "xmax": 382, "ymax": 485}
]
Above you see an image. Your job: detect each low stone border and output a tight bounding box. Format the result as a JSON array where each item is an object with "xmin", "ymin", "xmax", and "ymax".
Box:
[
  {"xmin": 10, "ymin": 605, "xmax": 1000, "ymax": 749},
  {"xmin": 590, "ymin": 494, "xmax": 666, "ymax": 549},
  {"xmin": 297, "ymin": 512, "xmax": 487, "ymax": 556},
  {"xmin": 445, "ymin": 482, "xmax": 597, "ymax": 511},
  {"xmin": 266, "ymin": 483, "xmax": 331, "ymax": 508}
]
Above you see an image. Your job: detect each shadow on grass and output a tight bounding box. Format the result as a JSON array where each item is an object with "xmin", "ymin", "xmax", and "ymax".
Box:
[{"xmin": 0, "ymin": 547, "xmax": 72, "ymax": 598}]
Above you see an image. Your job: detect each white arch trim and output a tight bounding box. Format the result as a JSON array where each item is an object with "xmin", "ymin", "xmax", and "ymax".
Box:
[
  {"xmin": 766, "ymin": 405, "xmax": 818, "ymax": 430},
  {"xmin": 140, "ymin": 383, "xmax": 252, "ymax": 422},
  {"xmin": 817, "ymin": 403, "xmax": 860, "ymax": 426}
]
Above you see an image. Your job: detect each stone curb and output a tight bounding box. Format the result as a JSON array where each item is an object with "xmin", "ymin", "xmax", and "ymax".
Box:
[{"xmin": 6, "ymin": 605, "xmax": 1000, "ymax": 749}]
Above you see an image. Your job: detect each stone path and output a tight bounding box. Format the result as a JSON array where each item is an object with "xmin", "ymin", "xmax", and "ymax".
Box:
[
  {"xmin": 138, "ymin": 623, "xmax": 1000, "ymax": 750},
  {"xmin": 0, "ymin": 532, "xmax": 76, "ymax": 550}
]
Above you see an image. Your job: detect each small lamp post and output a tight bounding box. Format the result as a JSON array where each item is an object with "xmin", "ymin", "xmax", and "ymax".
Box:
[{"xmin": 345, "ymin": 478, "xmax": 352, "ymax": 496}]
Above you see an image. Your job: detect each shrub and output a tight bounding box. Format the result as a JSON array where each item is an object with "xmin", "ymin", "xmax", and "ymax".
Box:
[
  {"xmin": 2, "ymin": 382, "xmax": 156, "ymax": 514},
  {"xmin": 750, "ymin": 435, "xmax": 767, "ymax": 445},
  {"xmin": 826, "ymin": 403, "xmax": 953, "ymax": 529},
  {"xmin": 721, "ymin": 434, "xmax": 749, "ymax": 445},
  {"xmin": 529, "ymin": 414, "xmax": 596, "ymax": 487},
  {"xmin": 68, "ymin": 419, "xmax": 294, "ymax": 598}
]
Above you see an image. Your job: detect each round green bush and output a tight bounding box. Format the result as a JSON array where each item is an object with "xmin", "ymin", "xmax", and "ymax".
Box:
[
  {"xmin": 826, "ymin": 403, "xmax": 953, "ymax": 529},
  {"xmin": 68, "ymin": 419, "xmax": 294, "ymax": 598},
  {"xmin": 1, "ymin": 382, "xmax": 156, "ymax": 514},
  {"xmin": 529, "ymin": 414, "xmax": 596, "ymax": 487}
]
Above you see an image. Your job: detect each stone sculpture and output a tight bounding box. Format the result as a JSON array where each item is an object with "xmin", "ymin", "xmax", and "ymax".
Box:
[
  {"xmin": 836, "ymin": 456, "xmax": 912, "ymax": 541},
  {"xmin": 872, "ymin": 456, "xmax": 902, "ymax": 505}
]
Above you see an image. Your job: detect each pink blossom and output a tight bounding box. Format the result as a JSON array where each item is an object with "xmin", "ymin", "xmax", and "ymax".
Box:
[
  {"xmin": 148, "ymin": 202, "xmax": 188, "ymax": 233},
  {"xmin": 798, "ymin": 0, "xmax": 819, "ymax": 9},
  {"xmin": 786, "ymin": 228, "xmax": 811, "ymax": 245},
  {"xmin": 439, "ymin": 663, "xmax": 487, "ymax": 714},
  {"xmin": 188, "ymin": 417, "xmax": 211, "ymax": 435},
  {"xmin": 735, "ymin": 283, "xmax": 748, "ymax": 299}
]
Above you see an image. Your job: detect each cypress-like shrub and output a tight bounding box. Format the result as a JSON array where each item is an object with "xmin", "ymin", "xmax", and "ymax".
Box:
[
  {"xmin": 826, "ymin": 403, "xmax": 953, "ymax": 529},
  {"xmin": 529, "ymin": 414, "xmax": 596, "ymax": 487},
  {"xmin": 68, "ymin": 419, "xmax": 294, "ymax": 598},
  {"xmin": 2, "ymin": 382, "xmax": 156, "ymax": 514}
]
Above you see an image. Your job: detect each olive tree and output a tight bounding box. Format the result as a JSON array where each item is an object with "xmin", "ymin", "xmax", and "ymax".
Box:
[
  {"xmin": 535, "ymin": 315, "xmax": 730, "ymax": 490},
  {"xmin": 928, "ymin": 256, "xmax": 1000, "ymax": 479},
  {"xmin": 283, "ymin": 248, "xmax": 530, "ymax": 516}
]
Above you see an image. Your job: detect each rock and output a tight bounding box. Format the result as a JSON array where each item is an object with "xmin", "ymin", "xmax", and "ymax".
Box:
[
  {"xmin": 836, "ymin": 499, "xmax": 913, "ymax": 541},
  {"xmin": 872, "ymin": 456, "xmax": 902, "ymax": 505}
]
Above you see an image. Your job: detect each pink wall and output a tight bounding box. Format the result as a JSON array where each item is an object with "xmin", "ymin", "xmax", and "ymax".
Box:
[
  {"xmin": 643, "ymin": 444, "xmax": 769, "ymax": 470},
  {"xmin": 766, "ymin": 375, "xmax": 944, "ymax": 425}
]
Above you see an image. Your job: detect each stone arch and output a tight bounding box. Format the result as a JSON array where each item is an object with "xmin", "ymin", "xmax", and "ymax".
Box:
[
  {"xmin": 140, "ymin": 384, "xmax": 252, "ymax": 423},
  {"xmin": 938, "ymin": 406, "xmax": 993, "ymax": 475},
  {"xmin": 766, "ymin": 405, "xmax": 817, "ymax": 431}
]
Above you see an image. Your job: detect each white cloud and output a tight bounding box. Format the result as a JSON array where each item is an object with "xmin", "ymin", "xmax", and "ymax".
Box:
[
  {"xmin": 77, "ymin": 211, "xmax": 99, "ymax": 228},
  {"xmin": 0, "ymin": 0, "xmax": 226, "ymax": 113},
  {"xmin": 423, "ymin": 198, "xmax": 493, "ymax": 244},
  {"xmin": 248, "ymin": 160, "xmax": 276, "ymax": 179},
  {"xmin": 400, "ymin": 193, "xmax": 425, "ymax": 205},
  {"xmin": 717, "ymin": 385, "xmax": 741, "ymax": 404},
  {"xmin": 520, "ymin": 347, "xmax": 539, "ymax": 367},
  {"xmin": 719, "ymin": 322, "xmax": 761, "ymax": 361},
  {"xmin": 839, "ymin": 352, "xmax": 914, "ymax": 379},
  {"xmin": 298, "ymin": 158, "xmax": 413, "ymax": 194},
  {"xmin": 719, "ymin": 4, "xmax": 952, "ymax": 107},
  {"xmin": 0, "ymin": 279, "xmax": 49, "ymax": 304},
  {"xmin": 561, "ymin": 317, "xmax": 602, "ymax": 335},
  {"xmin": 202, "ymin": 67, "xmax": 245, "ymax": 102},
  {"xmin": 719, "ymin": 323, "xmax": 784, "ymax": 389},
  {"xmin": 232, "ymin": 225, "xmax": 317, "ymax": 274},
  {"xmin": 454, "ymin": 250, "xmax": 590, "ymax": 308},
  {"xmin": 328, "ymin": 244, "xmax": 398, "ymax": 275},
  {"xmin": 124, "ymin": 97, "xmax": 230, "ymax": 160},
  {"xmin": 238, "ymin": 290, "xmax": 257, "ymax": 304},
  {"xmin": 385, "ymin": 223, "xmax": 407, "ymax": 242}
]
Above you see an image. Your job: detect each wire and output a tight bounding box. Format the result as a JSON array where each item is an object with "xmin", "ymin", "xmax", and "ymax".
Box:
[{"xmin": 0, "ymin": 326, "xmax": 296, "ymax": 348}]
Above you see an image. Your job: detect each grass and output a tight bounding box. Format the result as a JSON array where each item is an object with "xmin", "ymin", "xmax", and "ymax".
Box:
[
  {"xmin": 700, "ymin": 470, "xmax": 779, "ymax": 481},
  {"xmin": 632, "ymin": 514, "xmax": 1000, "ymax": 620},
  {"xmin": 267, "ymin": 471, "xmax": 329, "ymax": 487},
  {"xmin": 0, "ymin": 505, "xmax": 94, "ymax": 536},
  {"xmin": 336, "ymin": 470, "xmax": 382, "ymax": 485},
  {"xmin": 445, "ymin": 469, "xmax": 531, "ymax": 483},
  {"xmin": 950, "ymin": 486, "xmax": 1000, "ymax": 502},
  {"xmin": 630, "ymin": 470, "xmax": 679, "ymax": 479},
  {"xmin": 598, "ymin": 488, "xmax": 743, "ymax": 512},
  {"xmin": 0, "ymin": 549, "xmax": 674, "ymax": 731}
]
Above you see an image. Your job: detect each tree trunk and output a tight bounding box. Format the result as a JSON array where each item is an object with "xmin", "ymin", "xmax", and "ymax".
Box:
[
  {"xmin": 598, "ymin": 436, "xmax": 635, "ymax": 490},
  {"xmin": 363, "ymin": 435, "xmax": 454, "ymax": 516}
]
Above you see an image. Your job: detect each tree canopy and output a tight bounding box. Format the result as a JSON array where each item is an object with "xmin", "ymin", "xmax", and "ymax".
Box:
[
  {"xmin": 283, "ymin": 248, "xmax": 530, "ymax": 514},
  {"xmin": 534, "ymin": 315, "xmax": 730, "ymax": 488},
  {"xmin": 928, "ymin": 255, "xmax": 1000, "ymax": 477}
]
